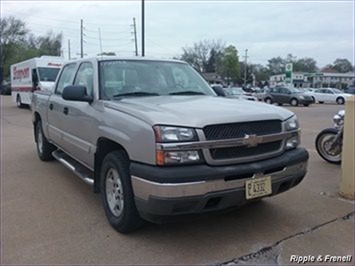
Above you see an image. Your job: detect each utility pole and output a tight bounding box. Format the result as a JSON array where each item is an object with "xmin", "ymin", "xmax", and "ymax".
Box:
[
  {"xmin": 243, "ymin": 49, "xmax": 248, "ymax": 87},
  {"xmin": 80, "ymin": 19, "xmax": 84, "ymax": 58},
  {"xmin": 133, "ymin": 17, "xmax": 138, "ymax": 56},
  {"xmin": 141, "ymin": 0, "xmax": 145, "ymax": 56},
  {"xmin": 68, "ymin": 39, "xmax": 71, "ymax": 60},
  {"xmin": 98, "ymin": 28, "xmax": 103, "ymax": 55}
]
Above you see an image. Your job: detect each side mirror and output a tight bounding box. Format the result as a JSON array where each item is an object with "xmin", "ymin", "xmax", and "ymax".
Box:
[
  {"xmin": 62, "ymin": 85, "xmax": 93, "ymax": 102},
  {"xmin": 212, "ymin": 86, "xmax": 226, "ymax": 96}
]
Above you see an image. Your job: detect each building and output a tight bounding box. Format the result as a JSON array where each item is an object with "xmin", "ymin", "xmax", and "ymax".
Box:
[
  {"xmin": 312, "ymin": 71, "xmax": 355, "ymax": 89},
  {"xmin": 269, "ymin": 72, "xmax": 311, "ymax": 88},
  {"xmin": 270, "ymin": 71, "xmax": 355, "ymax": 89}
]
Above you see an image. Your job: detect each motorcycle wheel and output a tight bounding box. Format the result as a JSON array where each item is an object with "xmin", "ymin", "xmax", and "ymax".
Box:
[{"xmin": 315, "ymin": 128, "xmax": 342, "ymax": 164}]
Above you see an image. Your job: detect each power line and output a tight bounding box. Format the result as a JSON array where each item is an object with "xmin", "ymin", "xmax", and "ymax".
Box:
[
  {"xmin": 84, "ymin": 36, "xmax": 131, "ymax": 41},
  {"xmin": 7, "ymin": 11, "xmax": 133, "ymax": 27}
]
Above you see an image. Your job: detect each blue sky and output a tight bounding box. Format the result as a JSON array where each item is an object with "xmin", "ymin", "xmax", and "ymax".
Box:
[{"xmin": 1, "ymin": 0, "xmax": 354, "ymax": 67}]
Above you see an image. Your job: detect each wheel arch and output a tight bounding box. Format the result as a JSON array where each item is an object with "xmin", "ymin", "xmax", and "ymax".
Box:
[
  {"xmin": 94, "ymin": 137, "xmax": 129, "ymax": 193},
  {"xmin": 33, "ymin": 112, "xmax": 41, "ymax": 142}
]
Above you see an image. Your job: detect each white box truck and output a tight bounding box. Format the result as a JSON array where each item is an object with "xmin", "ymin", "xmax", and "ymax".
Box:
[{"xmin": 11, "ymin": 56, "xmax": 64, "ymax": 108}]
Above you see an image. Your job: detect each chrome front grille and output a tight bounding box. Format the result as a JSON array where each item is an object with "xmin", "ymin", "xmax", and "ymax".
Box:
[
  {"xmin": 210, "ymin": 141, "xmax": 283, "ymax": 160},
  {"xmin": 203, "ymin": 120, "xmax": 283, "ymax": 163},
  {"xmin": 203, "ymin": 120, "xmax": 282, "ymax": 141}
]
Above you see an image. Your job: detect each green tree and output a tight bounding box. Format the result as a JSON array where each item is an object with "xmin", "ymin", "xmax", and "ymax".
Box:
[
  {"xmin": 332, "ymin": 58, "xmax": 353, "ymax": 73},
  {"xmin": 0, "ymin": 16, "xmax": 29, "ymax": 82},
  {"xmin": 1, "ymin": 16, "xmax": 63, "ymax": 81},
  {"xmin": 267, "ymin": 54, "xmax": 318, "ymax": 75},
  {"xmin": 220, "ymin": 45, "xmax": 240, "ymax": 83},
  {"xmin": 180, "ymin": 39, "xmax": 225, "ymax": 73},
  {"xmin": 250, "ymin": 64, "xmax": 270, "ymax": 82},
  {"xmin": 36, "ymin": 31, "xmax": 63, "ymax": 56},
  {"xmin": 267, "ymin": 56, "xmax": 285, "ymax": 75},
  {"xmin": 293, "ymin": 57, "xmax": 318, "ymax": 73}
]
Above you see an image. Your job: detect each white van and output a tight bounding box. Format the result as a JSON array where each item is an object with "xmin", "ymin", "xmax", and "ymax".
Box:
[{"xmin": 11, "ymin": 56, "xmax": 64, "ymax": 108}]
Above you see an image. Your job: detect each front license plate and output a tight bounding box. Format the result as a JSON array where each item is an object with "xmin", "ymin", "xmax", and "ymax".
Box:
[{"xmin": 245, "ymin": 176, "xmax": 272, "ymax": 199}]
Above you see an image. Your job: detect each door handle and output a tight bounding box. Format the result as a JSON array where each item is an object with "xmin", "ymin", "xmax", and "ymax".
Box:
[
  {"xmin": 49, "ymin": 103, "xmax": 53, "ymax": 110},
  {"xmin": 63, "ymin": 107, "xmax": 69, "ymax": 115}
]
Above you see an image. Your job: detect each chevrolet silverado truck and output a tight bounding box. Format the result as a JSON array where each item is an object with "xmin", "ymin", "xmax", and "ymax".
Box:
[{"xmin": 32, "ymin": 57, "xmax": 309, "ymax": 233}]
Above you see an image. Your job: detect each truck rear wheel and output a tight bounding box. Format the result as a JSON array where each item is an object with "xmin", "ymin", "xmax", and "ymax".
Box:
[
  {"xmin": 16, "ymin": 95, "xmax": 25, "ymax": 108},
  {"xmin": 36, "ymin": 120, "xmax": 56, "ymax": 161},
  {"xmin": 100, "ymin": 151, "xmax": 143, "ymax": 233}
]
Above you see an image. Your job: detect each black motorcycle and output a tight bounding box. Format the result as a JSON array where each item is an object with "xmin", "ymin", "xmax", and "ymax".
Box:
[{"xmin": 315, "ymin": 110, "xmax": 344, "ymax": 164}]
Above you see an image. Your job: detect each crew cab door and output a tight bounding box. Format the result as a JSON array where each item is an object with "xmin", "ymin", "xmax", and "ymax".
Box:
[
  {"xmin": 60, "ymin": 62, "xmax": 97, "ymax": 168},
  {"xmin": 279, "ymin": 87, "xmax": 290, "ymax": 103},
  {"xmin": 323, "ymin": 88, "xmax": 335, "ymax": 102},
  {"xmin": 271, "ymin": 87, "xmax": 282, "ymax": 102},
  {"xmin": 47, "ymin": 63, "xmax": 77, "ymax": 147}
]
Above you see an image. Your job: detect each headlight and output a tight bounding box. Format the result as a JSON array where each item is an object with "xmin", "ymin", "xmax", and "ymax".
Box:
[
  {"xmin": 156, "ymin": 150, "xmax": 202, "ymax": 165},
  {"xmin": 338, "ymin": 110, "xmax": 345, "ymax": 118},
  {"xmin": 285, "ymin": 115, "xmax": 299, "ymax": 131},
  {"xmin": 333, "ymin": 114, "xmax": 342, "ymax": 125},
  {"xmin": 154, "ymin": 126, "xmax": 198, "ymax": 142},
  {"xmin": 285, "ymin": 116, "xmax": 300, "ymax": 149}
]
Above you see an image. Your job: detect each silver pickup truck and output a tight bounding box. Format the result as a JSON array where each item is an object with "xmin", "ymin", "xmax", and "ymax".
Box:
[{"xmin": 32, "ymin": 57, "xmax": 309, "ymax": 233}]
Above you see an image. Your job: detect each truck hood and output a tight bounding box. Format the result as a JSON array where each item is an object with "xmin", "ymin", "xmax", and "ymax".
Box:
[{"xmin": 105, "ymin": 96, "xmax": 295, "ymax": 127}]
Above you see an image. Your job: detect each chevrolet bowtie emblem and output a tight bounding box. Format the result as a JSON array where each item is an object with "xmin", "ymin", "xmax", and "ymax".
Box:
[{"xmin": 243, "ymin": 134, "xmax": 260, "ymax": 147}]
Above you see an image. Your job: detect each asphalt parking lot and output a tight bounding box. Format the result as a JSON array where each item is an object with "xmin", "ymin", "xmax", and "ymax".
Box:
[{"xmin": 1, "ymin": 95, "xmax": 354, "ymax": 265}]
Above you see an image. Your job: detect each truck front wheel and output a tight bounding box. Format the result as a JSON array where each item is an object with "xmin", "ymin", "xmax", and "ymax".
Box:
[
  {"xmin": 100, "ymin": 151, "xmax": 143, "ymax": 233},
  {"xmin": 36, "ymin": 120, "xmax": 56, "ymax": 161}
]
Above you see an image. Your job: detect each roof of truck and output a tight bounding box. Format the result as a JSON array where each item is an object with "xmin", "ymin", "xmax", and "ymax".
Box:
[{"xmin": 67, "ymin": 56, "xmax": 186, "ymax": 64}]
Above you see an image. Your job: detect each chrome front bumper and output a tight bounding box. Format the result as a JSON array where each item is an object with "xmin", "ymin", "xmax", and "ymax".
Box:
[{"xmin": 131, "ymin": 161, "xmax": 307, "ymax": 201}]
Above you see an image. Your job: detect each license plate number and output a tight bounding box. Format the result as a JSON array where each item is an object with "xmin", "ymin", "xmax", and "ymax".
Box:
[{"xmin": 245, "ymin": 176, "xmax": 272, "ymax": 199}]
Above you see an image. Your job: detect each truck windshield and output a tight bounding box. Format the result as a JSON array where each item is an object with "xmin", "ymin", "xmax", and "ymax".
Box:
[
  {"xmin": 99, "ymin": 60, "xmax": 216, "ymax": 99},
  {"xmin": 38, "ymin": 67, "xmax": 60, "ymax": 82}
]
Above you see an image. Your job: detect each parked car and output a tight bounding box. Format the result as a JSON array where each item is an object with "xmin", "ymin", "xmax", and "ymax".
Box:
[
  {"xmin": 306, "ymin": 88, "xmax": 352, "ymax": 104},
  {"xmin": 344, "ymin": 87, "xmax": 355, "ymax": 95},
  {"xmin": 253, "ymin": 88, "xmax": 269, "ymax": 101},
  {"xmin": 1, "ymin": 79, "xmax": 11, "ymax": 95},
  {"xmin": 32, "ymin": 57, "xmax": 309, "ymax": 233},
  {"xmin": 264, "ymin": 87, "xmax": 314, "ymax": 107},
  {"xmin": 300, "ymin": 88, "xmax": 315, "ymax": 93},
  {"xmin": 211, "ymin": 85, "xmax": 257, "ymax": 101},
  {"xmin": 225, "ymin": 87, "xmax": 258, "ymax": 101}
]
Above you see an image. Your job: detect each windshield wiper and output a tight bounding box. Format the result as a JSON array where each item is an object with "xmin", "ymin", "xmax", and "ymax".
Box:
[
  {"xmin": 169, "ymin": 91, "xmax": 205, "ymax": 95},
  {"xmin": 113, "ymin": 92, "xmax": 160, "ymax": 98}
]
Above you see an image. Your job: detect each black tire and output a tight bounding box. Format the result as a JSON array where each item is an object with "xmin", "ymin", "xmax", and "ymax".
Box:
[
  {"xmin": 277, "ymin": 103, "xmax": 283, "ymax": 106},
  {"xmin": 16, "ymin": 94, "xmax": 25, "ymax": 108},
  {"xmin": 319, "ymin": 101, "xmax": 324, "ymax": 104},
  {"xmin": 290, "ymin": 98, "xmax": 298, "ymax": 106},
  {"xmin": 315, "ymin": 128, "xmax": 341, "ymax": 164},
  {"xmin": 100, "ymin": 150, "xmax": 144, "ymax": 233},
  {"xmin": 35, "ymin": 120, "xmax": 56, "ymax": 161},
  {"xmin": 336, "ymin": 97, "xmax": 345, "ymax": 105},
  {"xmin": 304, "ymin": 103, "xmax": 309, "ymax": 107},
  {"xmin": 265, "ymin": 97, "xmax": 272, "ymax": 104}
]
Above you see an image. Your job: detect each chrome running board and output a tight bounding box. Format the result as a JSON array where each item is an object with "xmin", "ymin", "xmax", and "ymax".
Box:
[{"xmin": 53, "ymin": 150, "xmax": 94, "ymax": 186}]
